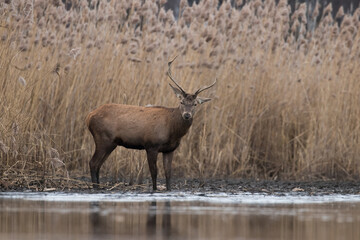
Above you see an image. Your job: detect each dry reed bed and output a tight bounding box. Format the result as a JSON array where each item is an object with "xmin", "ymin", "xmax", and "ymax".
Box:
[{"xmin": 1, "ymin": 0, "xmax": 360, "ymax": 189}]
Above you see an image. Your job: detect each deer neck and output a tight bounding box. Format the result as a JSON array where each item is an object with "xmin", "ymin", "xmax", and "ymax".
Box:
[{"xmin": 170, "ymin": 107, "xmax": 193, "ymax": 138}]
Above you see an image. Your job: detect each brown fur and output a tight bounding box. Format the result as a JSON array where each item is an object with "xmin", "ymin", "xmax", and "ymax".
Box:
[
  {"xmin": 87, "ymin": 58, "xmax": 215, "ymax": 191},
  {"xmin": 86, "ymin": 104, "xmax": 191, "ymax": 152},
  {"xmin": 86, "ymin": 103, "xmax": 193, "ymax": 190}
]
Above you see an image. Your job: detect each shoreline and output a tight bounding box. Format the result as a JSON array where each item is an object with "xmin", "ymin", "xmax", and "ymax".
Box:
[{"xmin": 2, "ymin": 178, "xmax": 360, "ymax": 196}]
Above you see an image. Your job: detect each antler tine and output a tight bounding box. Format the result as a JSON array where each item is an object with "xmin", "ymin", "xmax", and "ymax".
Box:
[
  {"xmin": 194, "ymin": 79, "xmax": 217, "ymax": 96},
  {"xmin": 167, "ymin": 55, "xmax": 186, "ymax": 94}
]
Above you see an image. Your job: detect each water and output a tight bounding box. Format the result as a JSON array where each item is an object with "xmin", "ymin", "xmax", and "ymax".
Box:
[{"xmin": 1, "ymin": 192, "xmax": 360, "ymax": 240}]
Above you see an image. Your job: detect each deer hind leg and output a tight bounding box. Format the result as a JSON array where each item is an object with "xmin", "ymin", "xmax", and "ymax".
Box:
[
  {"xmin": 163, "ymin": 151, "xmax": 174, "ymax": 191},
  {"xmin": 146, "ymin": 149, "xmax": 159, "ymax": 191},
  {"xmin": 89, "ymin": 141, "xmax": 116, "ymax": 188}
]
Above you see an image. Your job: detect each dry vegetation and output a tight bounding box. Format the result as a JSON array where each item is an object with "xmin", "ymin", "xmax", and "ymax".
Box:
[{"xmin": 1, "ymin": 0, "xmax": 360, "ymax": 190}]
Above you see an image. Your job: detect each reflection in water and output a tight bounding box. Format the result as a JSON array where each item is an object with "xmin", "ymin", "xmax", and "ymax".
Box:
[
  {"xmin": 1, "ymin": 195, "xmax": 360, "ymax": 240},
  {"xmin": 87, "ymin": 200, "xmax": 175, "ymax": 239},
  {"xmin": 90, "ymin": 202, "xmax": 103, "ymax": 238},
  {"xmin": 146, "ymin": 201, "xmax": 157, "ymax": 237},
  {"xmin": 146, "ymin": 201, "xmax": 173, "ymax": 239},
  {"xmin": 162, "ymin": 201, "xmax": 172, "ymax": 238}
]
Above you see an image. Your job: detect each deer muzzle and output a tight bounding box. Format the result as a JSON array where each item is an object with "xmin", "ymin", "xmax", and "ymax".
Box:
[{"xmin": 182, "ymin": 112, "xmax": 192, "ymax": 120}]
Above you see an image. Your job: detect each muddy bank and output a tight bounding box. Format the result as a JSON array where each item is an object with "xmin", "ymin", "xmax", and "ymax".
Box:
[
  {"xmin": 130, "ymin": 178, "xmax": 360, "ymax": 196},
  {"xmin": 2, "ymin": 177, "xmax": 360, "ymax": 196},
  {"xmin": 196, "ymin": 179, "xmax": 360, "ymax": 195}
]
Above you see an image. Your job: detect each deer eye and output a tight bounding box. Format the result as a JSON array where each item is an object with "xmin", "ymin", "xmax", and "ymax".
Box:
[{"xmin": 180, "ymin": 102, "xmax": 185, "ymax": 105}]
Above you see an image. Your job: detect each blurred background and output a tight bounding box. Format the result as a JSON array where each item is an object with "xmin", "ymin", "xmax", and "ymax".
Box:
[{"xmin": 1, "ymin": 0, "xmax": 360, "ymax": 189}]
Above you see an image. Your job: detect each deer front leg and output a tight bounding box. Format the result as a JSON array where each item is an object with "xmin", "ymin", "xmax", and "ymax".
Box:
[
  {"xmin": 146, "ymin": 149, "xmax": 159, "ymax": 191},
  {"xmin": 163, "ymin": 151, "xmax": 174, "ymax": 191}
]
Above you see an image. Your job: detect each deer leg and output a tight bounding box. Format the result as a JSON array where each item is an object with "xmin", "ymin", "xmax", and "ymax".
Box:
[
  {"xmin": 89, "ymin": 142, "xmax": 116, "ymax": 188},
  {"xmin": 146, "ymin": 149, "xmax": 159, "ymax": 191},
  {"xmin": 163, "ymin": 151, "xmax": 174, "ymax": 191},
  {"xmin": 90, "ymin": 149, "xmax": 104, "ymax": 185}
]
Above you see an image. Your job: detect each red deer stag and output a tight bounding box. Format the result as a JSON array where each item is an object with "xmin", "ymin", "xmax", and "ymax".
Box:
[{"xmin": 86, "ymin": 57, "xmax": 216, "ymax": 190}]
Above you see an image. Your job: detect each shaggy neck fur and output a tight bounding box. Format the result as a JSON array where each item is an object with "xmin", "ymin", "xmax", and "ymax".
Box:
[{"xmin": 169, "ymin": 107, "xmax": 193, "ymax": 139}]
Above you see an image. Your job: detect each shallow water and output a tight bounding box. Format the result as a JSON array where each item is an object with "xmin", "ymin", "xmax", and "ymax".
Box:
[{"xmin": 1, "ymin": 192, "xmax": 360, "ymax": 240}]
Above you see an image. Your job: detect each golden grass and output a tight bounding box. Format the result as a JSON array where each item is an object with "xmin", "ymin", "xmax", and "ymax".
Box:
[{"xmin": 1, "ymin": 0, "xmax": 360, "ymax": 189}]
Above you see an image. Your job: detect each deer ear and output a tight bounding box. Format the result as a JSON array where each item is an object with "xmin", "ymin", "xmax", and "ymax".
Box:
[
  {"xmin": 169, "ymin": 83, "xmax": 184, "ymax": 99},
  {"xmin": 196, "ymin": 97, "xmax": 212, "ymax": 104}
]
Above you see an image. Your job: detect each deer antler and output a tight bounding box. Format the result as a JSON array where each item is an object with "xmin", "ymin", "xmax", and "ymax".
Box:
[
  {"xmin": 194, "ymin": 79, "xmax": 217, "ymax": 96},
  {"xmin": 167, "ymin": 56, "xmax": 186, "ymax": 95}
]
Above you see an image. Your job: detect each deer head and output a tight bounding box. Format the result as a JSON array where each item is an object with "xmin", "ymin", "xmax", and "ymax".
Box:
[{"xmin": 167, "ymin": 56, "xmax": 216, "ymax": 121}]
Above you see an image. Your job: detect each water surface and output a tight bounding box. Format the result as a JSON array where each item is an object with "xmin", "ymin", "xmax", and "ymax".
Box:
[{"xmin": 1, "ymin": 192, "xmax": 360, "ymax": 240}]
